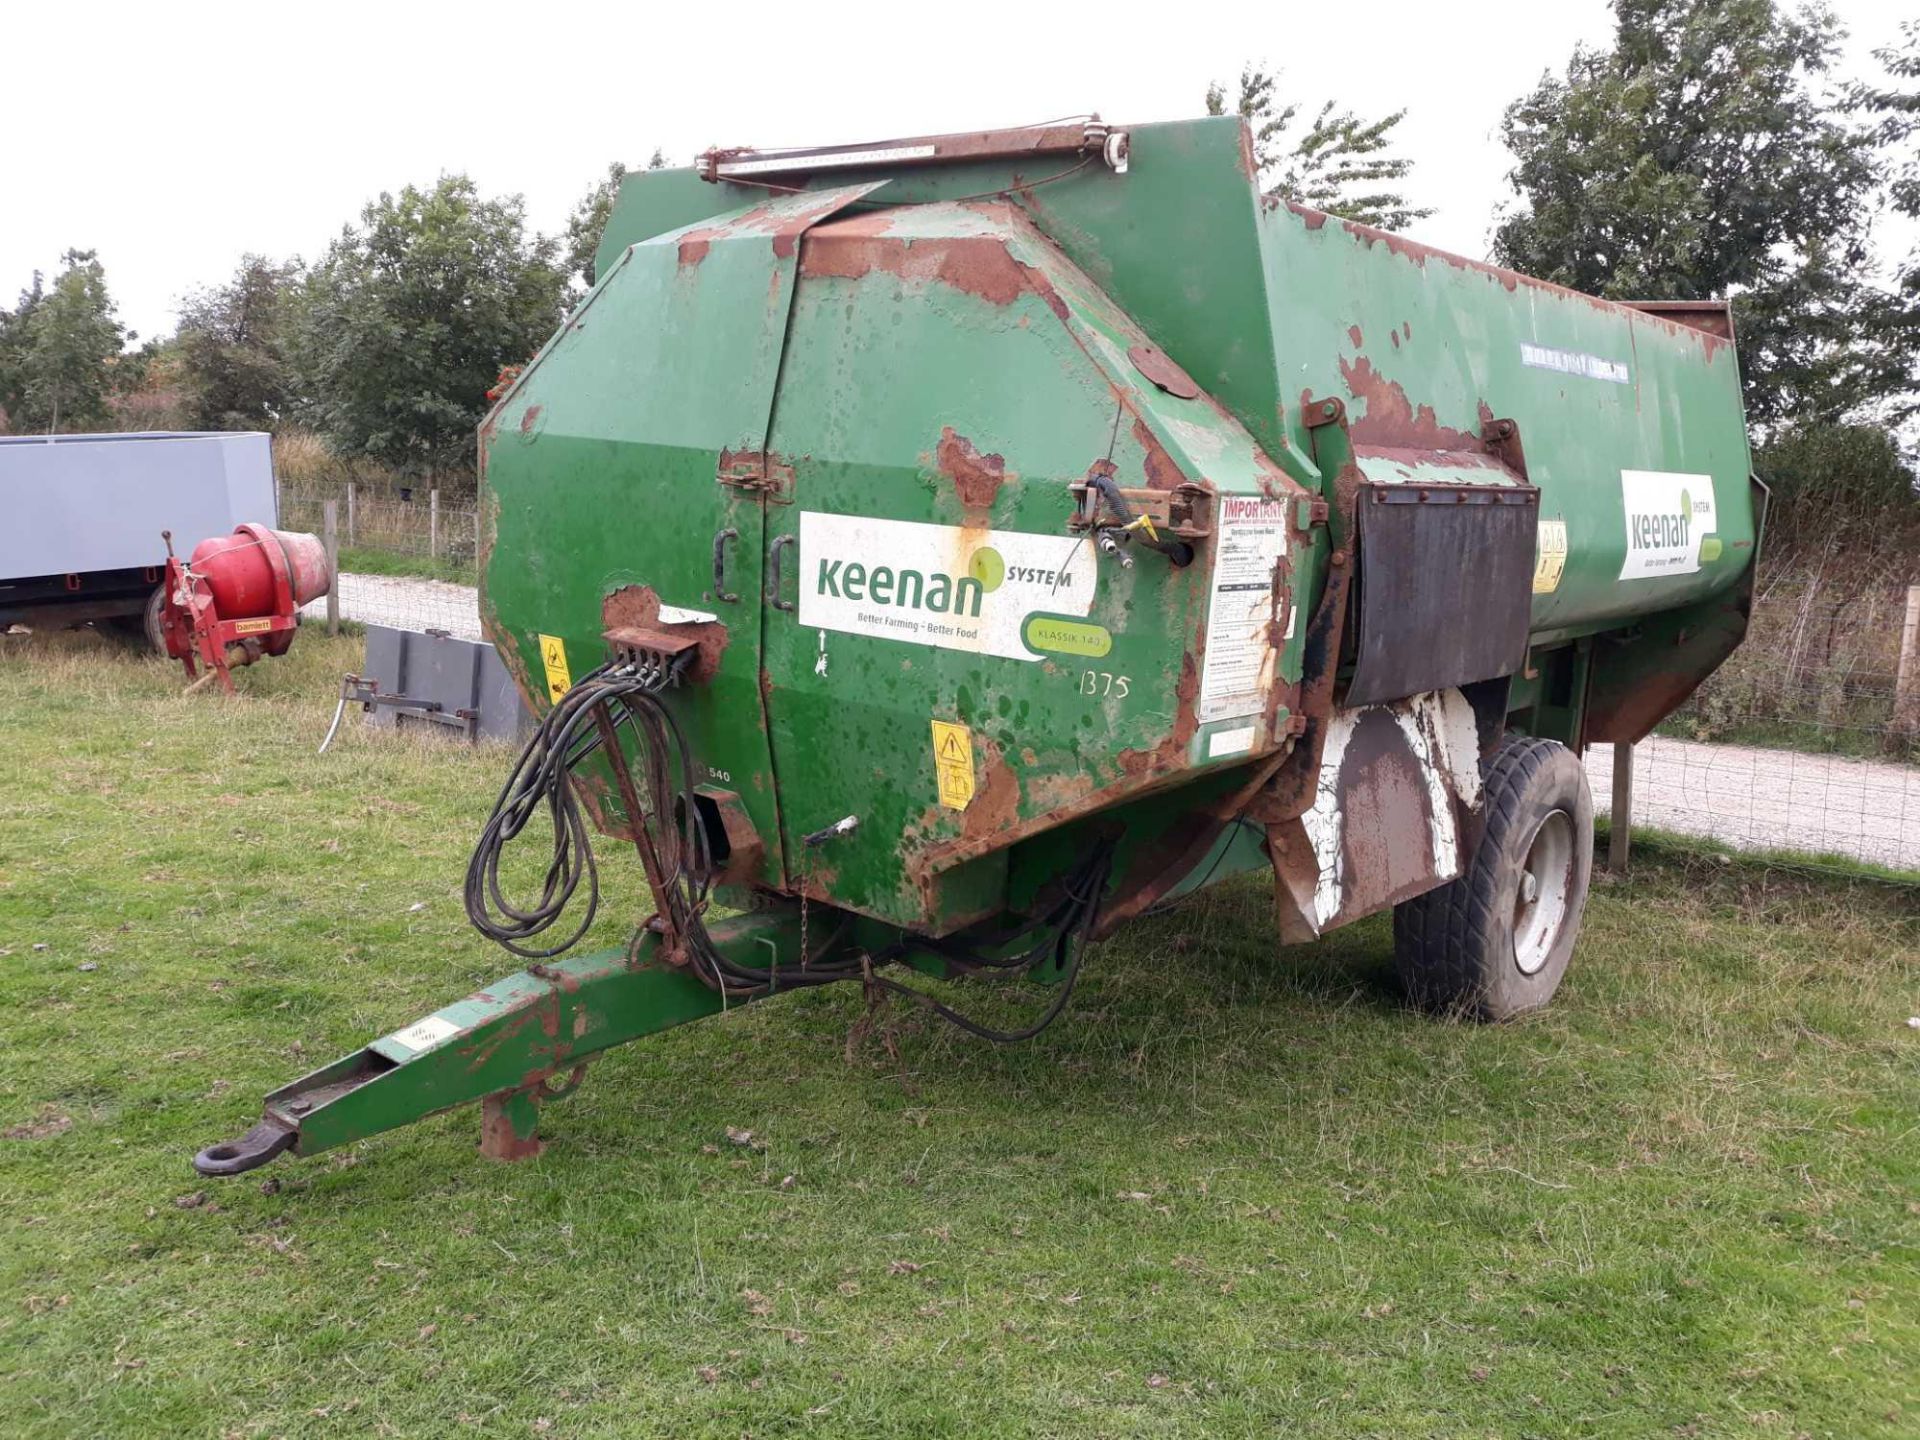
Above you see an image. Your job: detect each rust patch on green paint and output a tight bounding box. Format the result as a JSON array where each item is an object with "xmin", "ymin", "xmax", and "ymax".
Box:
[
  {"xmin": 1117, "ymin": 652, "xmax": 1200, "ymax": 776},
  {"xmin": 1130, "ymin": 417, "xmax": 1188, "ymax": 489},
  {"xmin": 1335, "ymin": 356, "xmax": 1483, "ymax": 452},
  {"xmin": 1285, "ymin": 200, "xmax": 1329, "ymax": 232},
  {"xmin": 602, "ymin": 583, "xmax": 731, "ymax": 682},
  {"xmin": 960, "ymin": 739, "xmax": 1023, "ymax": 845},
  {"xmin": 935, "ymin": 428, "xmax": 1011, "ymax": 510},
  {"xmin": 802, "ymin": 206, "xmax": 1073, "ymax": 321}
]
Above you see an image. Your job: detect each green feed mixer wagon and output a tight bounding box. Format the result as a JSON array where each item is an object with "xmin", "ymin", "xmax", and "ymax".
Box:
[{"xmin": 195, "ymin": 117, "xmax": 1759, "ymax": 1176}]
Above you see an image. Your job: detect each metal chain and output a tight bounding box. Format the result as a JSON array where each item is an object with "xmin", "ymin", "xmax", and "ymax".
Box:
[{"xmin": 797, "ymin": 849, "xmax": 810, "ymax": 976}]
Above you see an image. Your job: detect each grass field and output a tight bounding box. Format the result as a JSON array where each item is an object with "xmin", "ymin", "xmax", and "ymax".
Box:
[
  {"xmin": 2, "ymin": 630, "xmax": 1916, "ymax": 1438},
  {"xmin": 335, "ymin": 547, "xmax": 478, "ymax": 587}
]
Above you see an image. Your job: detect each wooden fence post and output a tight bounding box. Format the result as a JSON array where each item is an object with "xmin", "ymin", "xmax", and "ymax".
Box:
[
  {"xmin": 324, "ymin": 499, "xmax": 340, "ymax": 638},
  {"xmin": 346, "ymin": 482, "xmax": 356, "ymax": 548},
  {"xmin": 430, "ymin": 488, "xmax": 440, "ymax": 560},
  {"xmin": 1607, "ymin": 741, "xmax": 1633, "ymax": 873},
  {"xmin": 1896, "ymin": 584, "xmax": 1920, "ymax": 736}
]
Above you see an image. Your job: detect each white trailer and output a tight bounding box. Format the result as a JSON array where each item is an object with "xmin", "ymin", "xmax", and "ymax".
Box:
[{"xmin": 0, "ymin": 431, "xmax": 277, "ymax": 642}]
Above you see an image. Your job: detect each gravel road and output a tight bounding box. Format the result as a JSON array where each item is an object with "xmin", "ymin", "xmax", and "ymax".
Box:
[
  {"xmin": 1588, "ymin": 734, "xmax": 1919, "ymax": 872},
  {"xmin": 300, "ymin": 571, "xmax": 483, "ymax": 641},
  {"xmin": 309, "ymin": 573, "xmax": 1919, "ymax": 872}
]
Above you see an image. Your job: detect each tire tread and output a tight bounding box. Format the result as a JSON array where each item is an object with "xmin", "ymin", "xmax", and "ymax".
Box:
[{"xmin": 1395, "ymin": 734, "xmax": 1564, "ymax": 1015}]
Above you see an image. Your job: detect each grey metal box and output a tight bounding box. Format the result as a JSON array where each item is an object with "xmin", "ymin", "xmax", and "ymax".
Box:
[
  {"xmin": 360, "ymin": 624, "xmax": 532, "ymax": 743},
  {"xmin": 0, "ymin": 431, "xmax": 277, "ymax": 579}
]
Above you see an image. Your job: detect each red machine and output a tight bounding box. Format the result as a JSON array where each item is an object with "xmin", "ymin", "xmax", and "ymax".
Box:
[{"xmin": 157, "ymin": 523, "xmax": 333, "ymax": 693}]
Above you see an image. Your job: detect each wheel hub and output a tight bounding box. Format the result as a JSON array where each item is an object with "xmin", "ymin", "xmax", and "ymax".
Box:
[{"xmin": 1512, "ymin": 808, "xmax": 1575, "ymax": 977}]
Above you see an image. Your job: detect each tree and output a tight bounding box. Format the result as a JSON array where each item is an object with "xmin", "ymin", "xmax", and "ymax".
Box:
[
  {"xmin": 176, "ymin": 255, "xmax": 303, "ymax": 431},
  {"xmin": 1852, "ymin": 22, "xmax": 1919, "ymax": 264},
  {"xmin": 0, "ymin": 271, "xmax": 46, "ymax": 432},
  {"xmin": 1205, "ymin": 68, "xmax": 1431, "ymax": 230},
  {"xmin": 1849, "ymin": 22, "xmax": 1920, "ymax": 421},
  {"xmin": 1756, "ymin": 420, "xmax": 1919, "ymax": 547},
  {"xmin": 1491, "ymin": 0, "xmax": 1895, "ymax": 427},
  {"xmin": 108, "ymin": 336, "xmax": 195, "ymax": 432},
  {"xmin": 564, "ymin": 149, "xmax": 667, "ymax": 291},
  {"xmin": 293, "ymin": 176, "xmax": 568, "ymax": 474},
  {"xmin": 0, "ymin": 250, "xmax": 128, "ymax": 433}
]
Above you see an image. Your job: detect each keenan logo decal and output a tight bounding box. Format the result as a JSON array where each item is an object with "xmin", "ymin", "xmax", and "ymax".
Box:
[
  {"xmin": 798, "ymin": 512, "xmax": 1098, "ymax": 661},
  {"xmin": 1618, "ymin": 469, "xmax": 1719, "ymax": 581},
  {"xmin": 815, "ymin": 558, "xmax": 986, "ymax": 617}
]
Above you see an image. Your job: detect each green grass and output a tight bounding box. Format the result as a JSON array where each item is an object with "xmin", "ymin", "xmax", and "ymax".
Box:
[
  {"xmin": 336, "ymin": 546, "xmax": 477, "ymax": 586},
  {"xmin": 2, "ymin": 630, "xmax": 1916, "ymax": 1438}
]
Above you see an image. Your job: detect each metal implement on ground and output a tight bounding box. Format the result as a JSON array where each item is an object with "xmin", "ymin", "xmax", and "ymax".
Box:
[
  {"xmin": 158, "ymin": 523, "xmax": 333, "ymax": 693},
  {"xmin": 317, "ymin": 624, "xmax": 533, "ymax": 753},
  {"xmin": 194, "ymin": 116, "xmax": 1760, "ymax": 1177}
]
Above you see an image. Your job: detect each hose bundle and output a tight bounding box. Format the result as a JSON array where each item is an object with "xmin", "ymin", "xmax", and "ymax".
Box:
[
  {"xmin": 464, "ymin": 655, "xmax": 1114, "ymax": 1039},
  {"xmin": 464, "ymin": 656, "xmax": 703, "ymax": 958}
]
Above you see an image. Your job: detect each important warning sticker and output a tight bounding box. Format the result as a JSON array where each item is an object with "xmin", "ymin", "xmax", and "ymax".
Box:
[
  {"xmin": 1198, "ymin": 495, "xmax": 1291, "ymax": 724},
  {"xmin": 930, "ymin": 720, "xmax": 976, "ymax": 810},
  {"xmin": 1533, "ymin": 518, "xmax": 1569, "ymax": 594},
  {"xmin": 538, "ymin": 633, "xmax": 572, "ymax": 704}
]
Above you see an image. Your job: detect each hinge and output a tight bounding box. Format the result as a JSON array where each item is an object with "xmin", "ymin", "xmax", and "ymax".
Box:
[
  {"xmin": 1301, "ymin": 395, "xmax": 1346, "ymax": 429},
  {"xmin": 1481, "ymin": 416, "xmax": 1530, "ymax": 481},
  {"xmin": 715, "ymin": 448, "xmax": 795, "ymax": 503}
]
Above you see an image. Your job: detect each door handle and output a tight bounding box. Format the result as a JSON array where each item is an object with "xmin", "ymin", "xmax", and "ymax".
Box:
[
  {"xmin": 768, "ymin": 533, "xmax": 796, "ymax": 612},
  {"xmin": 712, "ymin": 527, "xmax": 740, "ymax": 603}
]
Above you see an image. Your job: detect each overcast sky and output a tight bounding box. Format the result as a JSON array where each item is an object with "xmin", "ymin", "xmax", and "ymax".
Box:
[{"xmin": 5, "ymin": 0, "xmax": 1912, "ymax": 343}]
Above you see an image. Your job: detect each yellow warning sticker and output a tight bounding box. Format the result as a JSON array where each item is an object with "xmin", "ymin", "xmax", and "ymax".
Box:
[
  {"xmin": 930, "ymin": 720, "xmax": 976, "ymax": 811},
  {"xmin": 538, "ymin": 633, "xmax": 573, "ymax": 704},
  {"xmin": 1533, "ymin": 519, "xmax": 1569, "ymax": 595}
]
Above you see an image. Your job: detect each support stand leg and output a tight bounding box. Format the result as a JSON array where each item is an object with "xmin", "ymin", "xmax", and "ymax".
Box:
[
  {"xmin": 1608, "ymin": 740, "xmax": 1633, "ymax": 874},
  {"xmin": 480, "ymin": 1086, "xmax": 546, "ymax": 1162}
]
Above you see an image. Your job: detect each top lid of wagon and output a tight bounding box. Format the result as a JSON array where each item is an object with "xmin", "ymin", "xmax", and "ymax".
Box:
[{"xmin": 694, "ymin": 118, "xmax": 1133, "ymax": 184}]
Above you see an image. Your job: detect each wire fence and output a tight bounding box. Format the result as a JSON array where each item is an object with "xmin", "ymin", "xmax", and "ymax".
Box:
[
  {"xmin": 283, "ymin": 477, "xmax": 486, "ymax": 639},
  {"xmin": 298, "ymin": 571, "xmax": 486, "ymax": 640},
  {"xmin": 1601, "ymin": 578, "xmax": 1920, "ymax": 878},
  {"xmin": 1592, "ymin": 733, "xmax": 1920, "ymax": 875},
  {"xmin": 278, "ymin": 481, "xmax": 481, "ymax": 577},
  {"xmin": 1665, "ymin": 578, "xmax": 1919, "ymax": 763}
]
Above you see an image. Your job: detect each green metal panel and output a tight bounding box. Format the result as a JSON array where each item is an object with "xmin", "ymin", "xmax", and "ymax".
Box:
[
  {"xmin": 480, "ymin": 183, "xmax": 883, "ymax": 886},
  {"xmin": 1254, "ymin": 203, "xmax": 1758, "ymax": 636},
  {"xmin": 592, "ymin": 167, "xmax": 748, "ymax": 282},
  {"xmin": 758, "ymin": 202, "xmax": 1312, "ymax": 932}
]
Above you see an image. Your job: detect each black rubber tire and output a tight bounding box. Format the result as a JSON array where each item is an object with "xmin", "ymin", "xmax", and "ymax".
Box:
[
  {"xmin": 139, "ymin": 584, "xmax": 167, "ymax": 653},
  {"xmin": 1393, "ymin": 734, "xmax": 1594, "ymax": 1021},
  {"xmin": 102, "ymin": 586, "xmax": 167, "ymax": 654}
]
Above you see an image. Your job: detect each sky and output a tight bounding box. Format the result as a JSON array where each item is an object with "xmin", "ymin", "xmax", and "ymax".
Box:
[{"xmin": 4, "ymin": 0, "xmax": 1913, "ymax": 344}]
